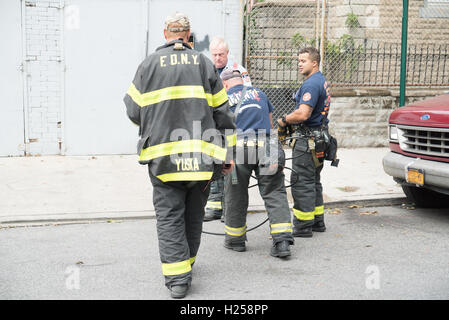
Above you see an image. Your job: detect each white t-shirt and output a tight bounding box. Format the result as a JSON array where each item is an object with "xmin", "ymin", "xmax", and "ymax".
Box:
[{"xmin": 222, "ymin": 58, "xmax": 252, "ymax": 87}]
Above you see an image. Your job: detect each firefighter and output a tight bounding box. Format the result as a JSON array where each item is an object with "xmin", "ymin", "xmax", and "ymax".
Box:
[
  {"xmin": 204, "ymin": 37, "xmax": 252, "ymax": 222},
  {"xmin": 221, "ymin": 69, "xmax": 294, "ymax": 258},
  {"xmin": 277, "ymin": 47, "xmax": 331, "ymax": 238},
  {"xmin": 124, "ymin": 12, "xmax": 236, "ymax": 299},
  {"xmin": 209, "ymin": 37, "xmax": 252, "ymax": 86}
]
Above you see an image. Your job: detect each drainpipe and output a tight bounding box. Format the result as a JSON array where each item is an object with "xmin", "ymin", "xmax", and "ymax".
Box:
[
  {"xmin": 315, "ymin": 0, "xmax": 320, "ymax": 49},
  {"xmin": 399, "ymin": 0, "xmax": 409, "ymax": 107},
  {"xmin": 59, "ymin": 0, "xmax": 66, "ymax": 155},
  {"xmin": 21, "ymin": 0, "xmax": 30, "ymax": 156}
]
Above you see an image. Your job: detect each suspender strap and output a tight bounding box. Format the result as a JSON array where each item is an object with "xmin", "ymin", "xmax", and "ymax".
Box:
[{"xmin": 233, "ymin": 86, "xmax": 247, "ymax": 119}]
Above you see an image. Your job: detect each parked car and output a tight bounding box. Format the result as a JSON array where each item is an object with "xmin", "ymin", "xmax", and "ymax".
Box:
[{"xmin": 382, "ymin": 94, "xmax": 449, "ymax": 208}]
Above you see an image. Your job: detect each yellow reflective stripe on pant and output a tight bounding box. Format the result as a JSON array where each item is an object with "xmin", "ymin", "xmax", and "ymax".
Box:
[
  {"xmin": 225, "ymin": 224, "xmax": 247, "ymax": 237},
  {"xmin": 161, "ymin": 259, "xmax": 192, "ymax": 276},
  {"xmin": 315, "ymin": 205, "xmax": 324, "ymax": 216},
  {"xmin": 270, "ymin": 223, "xmax": 292, "ymax": 234},
  {"xmin": 206, "ymin": 201, "xmax": 222, "ymax": 209},
  {"xmin": 293, "ymin": 208, "xmax": 314, "ymax": 221},
  {"xmin": 157, "ymin": 171, "xmax": 213, "ymax": 182},
  {"xmin": 139, "ymin": 139, "xmax": 227, "ymax": 162},
  {"xmin": 294, "ymin": 206, "xmax": 324, "ymax": 221},
  {"xmin": 127, "ymin": 84, "xmax": 227, "ymax": 108}
]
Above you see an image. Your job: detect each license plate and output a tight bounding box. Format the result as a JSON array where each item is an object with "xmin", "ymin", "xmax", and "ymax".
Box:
[{"xmin": 407, "ymin": 169, "xmax": 424, "ymax": 186}]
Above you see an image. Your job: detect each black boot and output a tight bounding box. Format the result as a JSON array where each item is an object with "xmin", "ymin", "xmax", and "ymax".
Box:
[
  {"xmin": 169, "ymin": 284, "xmax": 189, "ymax": 299},
  {"xmin": 203, "ymin": 210, "xmax": 222, "ymax": 222},
  {"xmin": 312, "ymin": 220, "xmax": 326, "ymax": 232},
  {"xmin": 270, "ymin": 240, "xmax": 291, "ymax": 258},
  {"xmin": 292, "ymin": 226, "xmax": 313, "ymax": 238},
  {"xmin": 224, "ymin": 240, "xmax": 246, "ymax": 252},
  {"xmin": 312, "ymin": 215, "xmax": 326, "ymax": 232}
]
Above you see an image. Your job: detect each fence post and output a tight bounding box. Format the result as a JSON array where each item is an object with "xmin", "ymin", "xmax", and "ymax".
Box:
[
  {"xmin": 319, "ymin": 0, "xmax": 326, "ymax": 73},
  {"xmin": 399, "ymin": 0, "xmax": 409, "ymax": 107},
  {"xmin": 244, "ymin": 0, "xmax": 249, "ymax": 69}
]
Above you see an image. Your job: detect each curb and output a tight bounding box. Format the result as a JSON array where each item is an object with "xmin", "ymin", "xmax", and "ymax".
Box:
[
  {"xmin": 324, "ymin": 197, "xmax": 411, "ymax": 209},
  {"xmin": 0, "ymin": 197, "xmax": 411, "ymax": 228}
]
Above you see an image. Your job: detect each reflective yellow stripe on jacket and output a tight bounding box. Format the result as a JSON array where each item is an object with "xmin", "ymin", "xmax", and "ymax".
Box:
[
  {"xmin": 226, "ymin": 133, "xmax": 237, "ymax": 147},
  {"xmin": 139, "ymin": 139, "xmax": 227, "ymax": 162},
  {"xmin": 127, "ymin": 84, "xmax": 227, "ymax": 108},
  {"xmin": 157, "ymin": 171, "xmax": 213, "ymax": 182},
  {"xmin": 210, "ymin": 88, "xmax": 228, "ymax": 108}
]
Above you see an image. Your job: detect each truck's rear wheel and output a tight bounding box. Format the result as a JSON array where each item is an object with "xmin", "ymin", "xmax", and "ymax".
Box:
[{"xmin": 401, "ymin": 185, "xmax": 449, "ymax": 208}]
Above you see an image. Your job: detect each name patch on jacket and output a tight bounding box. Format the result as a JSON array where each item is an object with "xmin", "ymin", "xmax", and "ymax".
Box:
[
  {"xmin": 175, "ymin": 158, "xmax": 200, "ymax": 171},
  {"xmin": 160, "ymin": 54, "xmax": 200, "ymax": 67}
]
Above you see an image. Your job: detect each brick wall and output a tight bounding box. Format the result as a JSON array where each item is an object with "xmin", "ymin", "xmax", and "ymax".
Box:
[
  {"xmin": 329, "ymin": 88, "xmax": 449, "ymax": 147},
  {"xmin": 249, "ymin": 0, "xmax": 449, "ymax": 47},
  {"xmin": 328, "ymin": 0, "xmax": 449, "ymax": 46},
  {"xmin": 24, "ymin": 0, "xmax": 63, "ymax": 155}
]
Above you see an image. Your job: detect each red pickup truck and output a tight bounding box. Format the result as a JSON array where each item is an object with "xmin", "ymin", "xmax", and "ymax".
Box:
[{"xmin": 382, "ymin": 94, "xmax": 449, "ymax": 208}]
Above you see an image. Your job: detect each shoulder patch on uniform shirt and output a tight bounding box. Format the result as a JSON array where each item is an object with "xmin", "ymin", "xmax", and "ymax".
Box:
[{"xmin": 302, "ymin": 92, "xmax": 312, "ymax": 102}]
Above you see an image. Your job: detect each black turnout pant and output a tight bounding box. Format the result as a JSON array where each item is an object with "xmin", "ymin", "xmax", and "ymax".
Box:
[{"xmin": 149, "ymin": 171, "xmax": 210, "ymax": 288}]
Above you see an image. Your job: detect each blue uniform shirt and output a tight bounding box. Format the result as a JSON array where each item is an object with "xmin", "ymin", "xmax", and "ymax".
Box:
[
  {"xmin": 227, "ymin": 84, "xmax": 273, "ymax": 135},
  {"xmin": 295, "ymin": 71, "xmax": 330, "ymax": 127}
]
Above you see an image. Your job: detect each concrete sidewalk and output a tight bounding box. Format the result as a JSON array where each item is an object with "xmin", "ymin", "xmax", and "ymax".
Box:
[{"xmin": 0, "ymin": 148, "xmax": 406, "ymax": 224}]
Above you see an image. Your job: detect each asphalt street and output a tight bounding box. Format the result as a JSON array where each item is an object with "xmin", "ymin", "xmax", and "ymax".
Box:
[{"xmin": 1, "ymin": 204, "xmax": 448, "ymax": 300}]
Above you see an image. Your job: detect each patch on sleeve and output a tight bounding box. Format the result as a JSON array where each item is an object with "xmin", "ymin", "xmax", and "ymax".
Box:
[{"xmin": 302, "ymin": 92, "xmax": 312, "ymax": 102}]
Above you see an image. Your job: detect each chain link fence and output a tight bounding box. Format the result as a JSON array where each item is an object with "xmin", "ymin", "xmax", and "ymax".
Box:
[{"xmin": 244, "ymin": 0, "xmax": 449, "ymax": 120}]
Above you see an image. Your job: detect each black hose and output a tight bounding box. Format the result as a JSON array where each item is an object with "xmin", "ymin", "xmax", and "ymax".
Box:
[
  {"xmin": 201, "ymin": 217, "xmax": 270, "ymax": 236},
  {"xmin": 202, "ymin": 166, "xmax": 299, "ymax": 236}
]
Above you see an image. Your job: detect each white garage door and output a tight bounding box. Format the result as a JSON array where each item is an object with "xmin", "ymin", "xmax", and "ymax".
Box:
[
  {"xmin": 63, "ymin": 0, "xmax": 226, "ymax": 155},
  {"xmin": 0, "ymin": 1, "xmax": 24, "ymax": 156},
  {"xmin": 64, "ymin": 0, "xmax": 147, "ymax": 155}
]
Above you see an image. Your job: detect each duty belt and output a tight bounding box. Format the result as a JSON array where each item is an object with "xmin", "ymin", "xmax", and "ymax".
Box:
[{"xmin": 292, "ymin": 124, "xmax": 326, "ymax": 138}]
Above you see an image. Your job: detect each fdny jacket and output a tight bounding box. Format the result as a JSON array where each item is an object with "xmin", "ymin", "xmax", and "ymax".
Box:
[{"xmin": 124, "ymin": 40, "xmax": 236, "ymax": 183}]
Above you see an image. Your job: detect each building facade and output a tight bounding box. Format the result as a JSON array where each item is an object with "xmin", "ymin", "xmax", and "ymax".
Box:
[{"xmin": 0, "ymin": 0, "xmax": 244, "ymax": 156}]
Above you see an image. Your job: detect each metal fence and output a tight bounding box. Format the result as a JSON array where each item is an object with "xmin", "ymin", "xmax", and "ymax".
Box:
[{"xmin": 244, "ymin": 0, "xmax": 449, "ymax": 119}]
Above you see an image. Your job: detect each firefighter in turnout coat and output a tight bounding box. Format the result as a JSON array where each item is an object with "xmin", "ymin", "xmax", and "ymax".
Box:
[{"xmin": 124, "ymin": 12, "xmax": 236, "ymax": 299}]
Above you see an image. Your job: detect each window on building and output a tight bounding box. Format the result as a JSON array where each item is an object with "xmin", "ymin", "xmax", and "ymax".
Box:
[{"xmin": 420, "ymin": 0, "xmax": 449, "ymax": 18}]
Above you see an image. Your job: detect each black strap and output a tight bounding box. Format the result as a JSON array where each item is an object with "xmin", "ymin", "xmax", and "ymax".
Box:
[
  {"xmin": 233, "ymin": 86, "xmax": 247, "ymax": 120},
  {"xmin": 230, "ymin": 86, "xmax": 247, "ymax": 185}
]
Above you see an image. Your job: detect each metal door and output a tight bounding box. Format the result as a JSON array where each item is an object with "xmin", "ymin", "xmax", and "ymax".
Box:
[
  {"xmin": 64, "ymin": 0, "xmax": 147, "ymax": 155},
  {"xmin": 0, "ymin": 1, "xmax": 25, "ymax": 156},
  {"xmin": 147, "ymin": 0, "xmax": 224, "ymax": 57}
]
